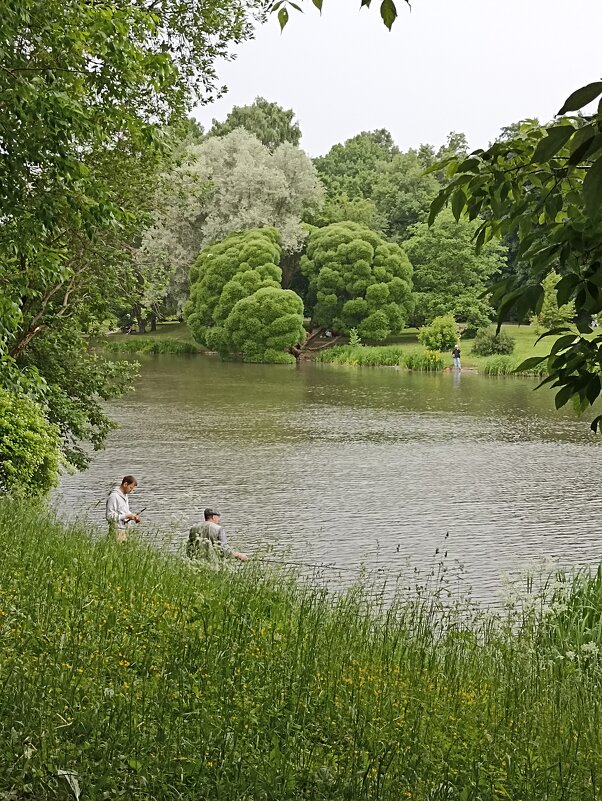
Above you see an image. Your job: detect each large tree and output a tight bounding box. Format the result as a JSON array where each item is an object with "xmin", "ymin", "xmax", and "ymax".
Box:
[
  {"xmin": 404, "ymin": 210, "xmax": 506, "ymax": 329},
  {"xmin": 185, "ymin": 227, "xmax": 305, "ymax": 362},
  {"xmin": 0, "ymin": 0, "xmax": 259, "ymax": 489},
  {"xmin": 209, "ymin": 97, "xmax": 302, "ymax": 150},
  {"xmin": 301, "ymin": 222, "xmax": 413, "ymax": 340},
  {"xmin": 140, "ymin": 128, "xmax": 323, "ymax": 311}
]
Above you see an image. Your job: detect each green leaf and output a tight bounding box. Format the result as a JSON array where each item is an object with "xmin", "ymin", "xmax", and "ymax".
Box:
[
  {"xmin": 428, "ymin": 191, "xmax": 447, "ymax": 226},
  {"xmin": 558, "ymin": 82, "xmax": 602, "ymax": 115},
  {"xmin": 360, "ymin": 0, "xmax": 372, "ymax": 6},
  {"xmin": 312, "ymin": 0, "xmax": 323, "ymax": 8},
  {"xmin": 513, "ymin": 355, "xmax": 548, "ymax": 373},
  {"xmin": 582, "ymin": 155, "xmax": 602, "ymax": 218},
  {"xmin": 555, "ymin": 273, "xmax": 580, "ymax": 306},
  {"xmin": 450, "ymin": 189, "xmax": 466, "ymax": 222},
  {"xmin": 586, "ymin": 375, "xmax": 601, "ymax": 405},
  {"xmin": 380, "ymin": 0, "xmax": 397, "ymax": 30},
  {"xmin": 549, "ymin": 334, "xmax": 578, "ymax": 355},
  {"xmin": 531, "ymin": 125, "xmax": 575, "ymax": 163},
  {"xmin": 278, "ymin": 6, "xmax": 289, "ymax": 28},
  {"xmin": 554, "ymin": 383, "xmax": 575, "ymax": 409}
]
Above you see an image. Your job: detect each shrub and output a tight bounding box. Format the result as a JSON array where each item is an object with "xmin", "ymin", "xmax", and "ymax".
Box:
[
  {"xmin": 0, "ymin": 389, "xmax": 61, "ymax": 495},
  {"xmin": 472, "ymin": 328, "xmax": 516, "ymax": 356},
  {"xmin": 417, "ymin": 315, "xmax": 459, "ymax": 351},
  {"xmin": 316, "ymin": 344, "xmax": 405, "ymax": 367}
]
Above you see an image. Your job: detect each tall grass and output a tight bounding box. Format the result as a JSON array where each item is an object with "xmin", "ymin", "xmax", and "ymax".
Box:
[
  {"xmin": 1, "ymin": 499, "xmax": 601, "ymax": 800},
  {"xmin": 482, "ymin": 355, "xmax": 549, "ymax": 377},
  {"xmin": 103, "ymin": 338, "xmax": 199, "ymax": 354},
  {"xmin": 316, "ymin": 345, "xmax": 443, "ymax": 371}
]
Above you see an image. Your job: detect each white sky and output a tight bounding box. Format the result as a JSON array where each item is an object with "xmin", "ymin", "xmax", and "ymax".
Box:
[{"xmin": 193, "ymin": 0, "xmax": 602, "ymax": 157}]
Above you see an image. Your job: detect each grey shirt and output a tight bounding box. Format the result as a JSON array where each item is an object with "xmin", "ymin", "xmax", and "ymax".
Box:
[
  {"xmin": 188, "ymin": 520, "xmax": 231, "ymax": 555},
  {"xmin": 106, "ymin": 487, "xmax": 130, "ymax": 529}
]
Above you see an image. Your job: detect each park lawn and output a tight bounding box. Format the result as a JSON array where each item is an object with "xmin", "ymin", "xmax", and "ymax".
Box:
[{"xmin": 107, "ymin": 320, "xmax": 198, "ymax": 345}]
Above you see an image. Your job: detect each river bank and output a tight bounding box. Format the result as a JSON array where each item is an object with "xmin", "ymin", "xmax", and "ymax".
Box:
[
  {"xmin": 101, "ymin": 322, "xmax": 550, "ymax": 375},
  {"xmin": 2, "ymin": 498, "xmax": 602, "ymax": 800}
]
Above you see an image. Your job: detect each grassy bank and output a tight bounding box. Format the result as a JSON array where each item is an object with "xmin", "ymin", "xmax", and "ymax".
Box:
[
  {"xmin": 102, "ymin": 322, "xmax": 202, "ymax": 354},
  {"xmin": 1, "ymin": 500, "xmax": 602, "ymax": 800},
  {"xmin": 318, "ymin": 325, "xmax": 551, "ymax": 375}
]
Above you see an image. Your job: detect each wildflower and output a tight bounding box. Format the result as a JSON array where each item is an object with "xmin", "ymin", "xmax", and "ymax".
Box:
[
  {"xmin": 581, "ymin": 641, "xmax": 599, "ymax": 655},
  {"xmin": 565, "ymin": 651, "xmax": 576, "ymax": 661}
]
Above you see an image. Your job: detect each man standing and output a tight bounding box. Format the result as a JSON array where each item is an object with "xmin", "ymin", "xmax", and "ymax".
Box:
[
  {"xmin": 187, "ymin": 508, "xmax": 248, "ymax": 563},
  {"xmin": 106, "ymin": 475, "xmax": 141, "ymax": 542},
  {"xmin": 452, "ymin": 343, "xmax": 461, "ymax": 370}
]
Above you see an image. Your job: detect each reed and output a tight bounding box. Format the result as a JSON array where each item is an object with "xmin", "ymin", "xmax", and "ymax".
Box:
[
  {"xmin": 316, "ymin": 345, "xmax": 443, "ymax": 371},
  {"xmin": 0, "ymin": 499, "xmax": 600, "ymax": 800}
]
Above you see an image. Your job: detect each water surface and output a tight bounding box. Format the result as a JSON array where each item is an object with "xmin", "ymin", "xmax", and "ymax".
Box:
[{"xmin": 57, "ymin": 356, "xmax": 602, "ymax": 602}]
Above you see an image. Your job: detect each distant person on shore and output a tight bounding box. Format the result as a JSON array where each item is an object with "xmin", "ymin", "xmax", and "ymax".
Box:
[
  {"xmin": 452, "ymin": 343, "xmax": 461, "ymax": 370},
  {"xmin": 187, "ymin": 508, "xmax": 248, "ymax": 565},
  {"xmin": 106, "ymin": 475, "xmax": 141, "ymax": 542}
]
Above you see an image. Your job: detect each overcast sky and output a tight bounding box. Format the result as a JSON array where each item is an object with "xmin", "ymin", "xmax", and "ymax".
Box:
[{"xmin": 193, "ymin": 0, "xmax": 602, "ymax": 157}]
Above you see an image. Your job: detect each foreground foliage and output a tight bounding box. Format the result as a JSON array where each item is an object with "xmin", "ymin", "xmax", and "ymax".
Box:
[
  {"xmin": 0, "ymin": 391, "xmax": 60, "ymax": 495},
  {"xmin": 430, "ymin": 83, "xmax": 602, "ymax": 428},
  {"xmin": 1, "ymin": 500, "xmax": 602, "ymax": 800}
]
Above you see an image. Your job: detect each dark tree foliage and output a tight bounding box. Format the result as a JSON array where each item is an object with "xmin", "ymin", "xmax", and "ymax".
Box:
[
  {"xmin": 429, "ymin": 83, "xmax": 602, "ymax": 428},
  {"xmin": 209, "ymin": 97, "xmax": 302, "ymax": 150}
]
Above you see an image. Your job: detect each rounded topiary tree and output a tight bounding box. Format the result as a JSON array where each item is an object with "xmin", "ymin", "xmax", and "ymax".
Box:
[
  {"xmin": 184, "ymin": 228, "xmax": 283, "ymax": 353},
  {"xmin": 224, "ymin": 287, "xmax": 306, "ymax": 363},
  {"xmin": 300, "ymin": 222, "xmax": 413, "ymax": 341},
  {"xmin": 0, "ymin": 389, "xmax": 61, "ymax": 495}
]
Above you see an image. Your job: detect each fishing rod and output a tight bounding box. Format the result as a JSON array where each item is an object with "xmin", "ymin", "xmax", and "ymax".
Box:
[{"xmin": 252, "ymin": 556, "xmax": 389, "ymax": 574}]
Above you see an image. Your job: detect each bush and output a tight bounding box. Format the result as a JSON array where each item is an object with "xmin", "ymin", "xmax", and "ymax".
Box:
[
  {"xmin": 472, "ymin": 328, "xmax": 516, "ymax": 356},
  {"xmin": 0, "ymin": 389, "xmax": 61, "ymax": 495},
  {"xmin": 418, "ymin": 315, "xmax": 459, "ymax": 351}
]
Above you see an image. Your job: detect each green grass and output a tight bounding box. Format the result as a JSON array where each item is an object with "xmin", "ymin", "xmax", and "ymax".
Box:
[
  {"xmin": 1, "ymin": 499, "xmax": 602, "ymax": 800},
  {"xmin": 101, "ymin": 322, "xmax": 202, "ymax": 354},
  {"xmin": 344, "ymin": 325, "xmax": 553, "ymax": 375}
]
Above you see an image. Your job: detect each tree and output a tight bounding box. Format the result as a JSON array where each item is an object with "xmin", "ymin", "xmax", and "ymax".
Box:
[
  {"xmin": 314, "ymin": 130, "xmax": 397, "ymax": 204},
  {"xmin": 531, "ymin": 272, "xmax": 576, "ymax": 331},
  {"xmin": 0, "ymin": 389, "xmax": 61, "ymax": 495},
  {"xmin": 300, "ymin": 222, "xmax": 413, "ymax": 340},
  {"xmin": 1, "ymin": 0, "xmax": 258, "ymax": 481},
  {"xmin": 372, "ymin": 150, "xmax": 441, "ymax": 240},
  {"xmin": 272, "ymin": 0, "xmax": 407, "ymax": 31},
  {"xmin": 429, "ymin": 83, "xmax": 602, "ymax": 427},
  {"xmin": 140, "ymin": 129, "xmax": 323, "ymax": 310},
  {"xmin": 404, "ymin": 211, "xmax": 506, "ymax": 329},
  {"xmin": 185, "ymin": 228, "xmax": 304, "ymax": 362},
  {"xmin": 209, "ymin": 97, "xmax": 302, "ymax": 150},
  {"xmin": 224, "ymin": 286, "xmax": 306, "ymax": 363}
]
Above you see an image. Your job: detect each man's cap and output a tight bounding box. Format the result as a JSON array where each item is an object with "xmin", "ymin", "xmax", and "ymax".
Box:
[{"xmin": 204, "ymin": 508, "xmax": 220, "ymax": 517}]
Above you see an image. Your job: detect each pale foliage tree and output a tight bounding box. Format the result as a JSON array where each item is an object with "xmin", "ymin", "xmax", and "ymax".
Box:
[{"xmin": 139, "ymin": 129, "xmax": 324, "ymax": 309}]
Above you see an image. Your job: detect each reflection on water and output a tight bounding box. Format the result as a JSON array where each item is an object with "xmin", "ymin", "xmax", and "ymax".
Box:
[{"xmin": 57, "ymin": 356, "xmax": 602, "ymax": 602}]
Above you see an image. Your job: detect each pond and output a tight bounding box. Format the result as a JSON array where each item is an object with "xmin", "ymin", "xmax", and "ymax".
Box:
[{"xmin": 57, "ymin": 355, "xmax": 602, "ymax": 602}]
